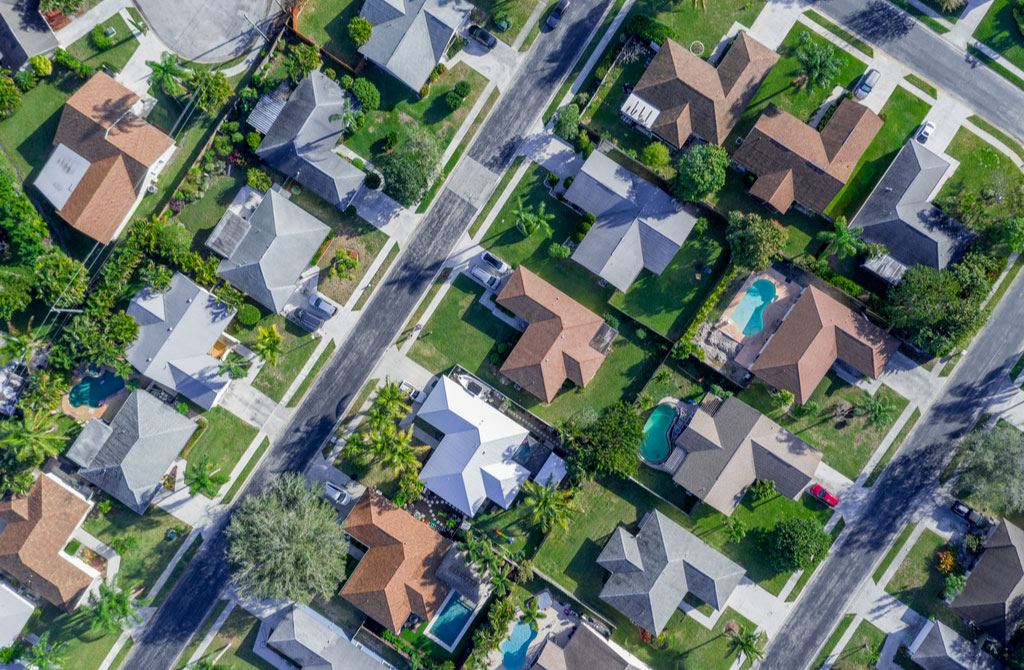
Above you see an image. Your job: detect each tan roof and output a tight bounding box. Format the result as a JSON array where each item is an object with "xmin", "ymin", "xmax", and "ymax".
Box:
[
  {"xmin": 632, "ymin": 34, "xmax": 779, "ymax": 147},
  {"xmin": 496, "ymin": 267, "xmax": 608, "ymax": 402},
  {"xmin": 733, "ymin": 99, "xmax": 882, "ymax": 213},
  {"xmin": 0, "ymin": 473, "xmax": 94, "ymax": 610},
  {"xmin": 750, "ymin": 285, "xmax": 899, "ymax": 403},
  {"xmin": 340, "ymin": 491, "xmax": 453, "ymax": 633},
  {"xmin": 49, "ymin": 73, "xmax": 174, "ymax": 242}
]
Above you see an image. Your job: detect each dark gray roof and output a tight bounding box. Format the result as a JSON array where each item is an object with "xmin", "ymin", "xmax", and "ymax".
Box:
[
  {"xmin": 66, "ymin": 391, "xmax": 196, "ymax": 514},
  {"xmin": 911, "ymin": 619, "xmax": 1001, "ymax": 670},
  {"xmin": 358, "ymin": 0, "xmax": 470, "ymax": 90},
  {"xmin": 436, "ymin": 547, "xmax": 487, "ymax": 603},
  {"xmin": 266, "ymin": 604, "xmax": 388, "ymax": 670},
  {"xmin": 951, "ymin": 521, "xmax": 1024, "ymax": 643},
  {"xmin": 212, "ymin": 188, "xmax": 329, "ymax": 313},
  {"xmin": 597, "ymin": 510, "xmax": 745, "ymax": 634},
  {"xmin": 565, "ymin": 151, "xmax": 696, "ymax": 293},
  {"xmin": 247, "ymin": 89, "xmax": 288, "ymax": 135},
  {"xmin": 256, "ymin": 71, "xmax": 364, "ymax": 208},
  {"xmin": 533, "ymin": 625, "xmax": 642, "ymax": 670},
  {"xmin": 0, "ymin": 0, "xmax": 56, "ymax": 71},
  {"xmin": 852, "ymin": 140, "xmax": 972, "ymax": 273}
]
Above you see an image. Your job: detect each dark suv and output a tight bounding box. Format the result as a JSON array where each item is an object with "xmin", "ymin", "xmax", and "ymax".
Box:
[{"xmin": 468, "ymin": 24, "xmax": 497, "ymax": 50}]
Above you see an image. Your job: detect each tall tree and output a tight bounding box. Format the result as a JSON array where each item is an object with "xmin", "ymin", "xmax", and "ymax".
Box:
[
  {"xmin": 185, "ymin": 454, "xmax": 229, "ymax": 497},
  {"xmin": 379, "ymin": 126, "xmax": 440, "ymax": 207},
  {"xmin": 217, "ymin": 352, "xmax": 250, "ymax": 380},
  {"xmin": 520, "ymin": 597, "xmax": 547, "ymax": 631},
  {"xmin": 671, "ymin": 143, "xmax": 728, "ymax": 202},
  {"xmin": 22, "ymin": 631, "xmax": 67, "ymax": 670},
  {"xmin": 956, "ymin": 421, "xmax": 1024, "ymax": 515},
  {"xmin": 795, "ymin": 31, "xmax": 841, "ymax": 89},
  {"xmin": 521, "ymin": 479, "xmax": 580, "ymax": 532},
  {"xmin": 726, "ymin": 211, "xmax": 788, "ymax": 271},
  {"xmin": 34, "ymin": 252, "xmax": 88, "ymax": 307},
  {"xmin": 565, "ymin": 402, "xmax": 643, "ymax": 480},
  {"xmin": 374, "ymin": 378, "xmax": 410, "ymax": 419},
  {"xmin": 727, "ymin": 625, "xmax": 765, "ymax": 664},
  {"xmin": 146, "ymin": 51, "xmax": 189, "ymax": 98},
  {"xmin": 1, "ymin": 319, "xmax": 42, "ymax": 366},
  {"xmin": 767, "ymin": 517, "xmax": 831, "ymax": 571},
  {"xmin": 188, "ymin": 70, "xmax": 233, "ymax": 115},
  {"xmin": 1, "ymin": 409, "xmax": 68, "ymax": 464},
  {"xmin": 252, "ymin": 324, "xmax": 283, "ymax": 366},
  {"xmin": 817, "ymin": 216, "xmax": 865, "ymax": 259}
]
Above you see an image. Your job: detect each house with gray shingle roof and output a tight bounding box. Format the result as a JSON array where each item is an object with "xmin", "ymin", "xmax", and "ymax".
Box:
[
  {"xmin": 564, "ymin": 151, "xmax": 697, "ymax": 293},
  {"xmin": 358, "ymin": 0, "xmax": 471, "ymax": 91},
  {"xmin": 951, "ymin": 521, "xmax": 1024, "ymax": 644},
  {"xmin": 66, "ymin": 390, "xmax": 196, "ymax": 514},
  {"xmin": 597, "ymin": 510, "xmax": 745, "ymax": 634},
  {"xmin": 207, "ymin": 187, "xmax": 330, "ymax": 313},
  {"xmin": 851, "ymin": 140, "xmax": 972, "ymax": 284},
  {"xmin": 532, "ymin": 624, "xmax": 649, "ymax": 670},
  {"xmin": 254, "ymin": 70, "xmax": 364, "ymax": 209},
  {"xmin": 0, "ymin": 0, "xmax": 56, "ymax": 72},
  {"xmin": 261, "ymin": 603, "xmax": 395, "ymax": 670},
  {"xmin": 125, "ymin": 273, "xmax": 236, "ymax": 410},
  {"xmin": 906, "ymin": 619, "xmax": 1001, "ymax": 670}
]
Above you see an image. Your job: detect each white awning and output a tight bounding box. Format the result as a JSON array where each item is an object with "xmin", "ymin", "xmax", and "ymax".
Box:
[{"xmin": 620, "ymin": 93, "xmax": 661, "ymax": 131}]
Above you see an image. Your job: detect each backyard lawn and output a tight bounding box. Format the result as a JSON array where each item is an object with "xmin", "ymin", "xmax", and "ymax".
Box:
[
  {"xmin": 621, "ymin": 606, "xmax": 760, "ymax": 670},
  {"xmin": 28, "ymin": 607, "xmax": 119, "ymax": 670},
  {"xmin": 186, "ymin": 407, "xmax": 259, "ymax": 495},
  {"xmin": 937, "ymin": 126, "xmax": 1024, "ymax": 227},
  {"xmin": 66, "ymin": 14, "xmax": 140, "ymax": 72},
  {"xmin": 174, "ymin": 167, "xmax": 247, "ymax": 244},
  {"xmin": 825, "ymin": 86, "xmax": 932, "ymax": 220},
  {"xmin": 233, "ymin": 312, "xmax": 320, "ymax": 403},
  {"xmin": 740, "ymin": 374, "xmax": 910, "ymax": 480},
  {"xmin": 634, "ymin": 0, "xmax": 766, "ymax": 54},
  {"xmin": 472, "ymin": 496, "xmax": 547, "ymax": 558},
  {"xmin": 832, "ymin": 620, "xmax": 887, "ymax": 670},
  {"xmin": 295, "ymin": 0, "xmax": 364, "ymax": 68},
  {"xmin": 0, "ymin": 69, "xmax": 83, "ymax": 180},
  {"xmin": 203, "ymin": 607, "xmax": 276, "ymax": 670},
  {"xmin": 582, "ymin": 57, "xmax": 656, "ymax": 161},
  {"xmin": 972, "ymin": 0, "xmax": 1024, "ymax": 71}
]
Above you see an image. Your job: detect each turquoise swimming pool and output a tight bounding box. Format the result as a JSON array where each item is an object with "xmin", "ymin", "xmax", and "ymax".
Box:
[
  {"xmin": 731, "ymin": 278, "xmax": 776, "ymax": 337},
  {"xmin": 429, "ymin": 592, "xmax": 476, "ymax": 649},
  {"xmin": 500, "ymin": 621, "xmax": 538, "ymax": 670},
  {"xmin": 641, "ymin": 404, "xmax": 675, "ymax": 463},
  {"xmin": 68, "ymin": 370, "xmax": 125, "ymax": 408}
]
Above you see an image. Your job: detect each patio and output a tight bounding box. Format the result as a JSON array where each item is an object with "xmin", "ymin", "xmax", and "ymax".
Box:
[
  {"xmin": 713, "ymin": 268, "xmax": 801, "ymax": 371},
  {"xmin": 486, "ymin": 590, "xmax": 576, "ymax": 670}
]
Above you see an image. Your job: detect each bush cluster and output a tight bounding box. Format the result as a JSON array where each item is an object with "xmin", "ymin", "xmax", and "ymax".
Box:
[
  {"xmin": 237, "ymin": 304, "xmax": 261, "ymax": 326},
  {"xmin": 91, "ymin": 24, "xmax": 114, "ymax": 50},
  {"xmin": 54, "ymin": 48, "xmax": 94, "ymax": 78},
  {"xmin": 350, "ymin": 78, "xmax": 380, "ymax": 111},
  {"xmin": 625, "ymin": 15, "xmax": 673, "ymax": 45}
]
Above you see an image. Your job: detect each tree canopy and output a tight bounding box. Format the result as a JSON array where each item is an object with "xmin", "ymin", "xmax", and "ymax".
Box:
[
  {"xmin": 725, "ymin": 211, "xmax": 788, "ymax": 270},
  {"xmin": 380, "ymin": 127, "xmax": 440, "ymax": 207},
  {"xmin": 956, "ymin": 421, "xmax": 1024, "ymax": 515},
  {"xmin": 565, "ymin": 402, "xmax": 642, "ymax": 480},
  {"xmin": 767, "ymin": 517, "xmax": 831, "ymax": 571},
  {"xmin": 553, "ymin": 104, "xmax": 580, "ymax": 142},
  {"xmin": 795, "ymin": 31, "xmax": 841, "ymax": 90},
  {"xmin": 671, "ymin": 143, "xmax": 728, "ymax": 202}
]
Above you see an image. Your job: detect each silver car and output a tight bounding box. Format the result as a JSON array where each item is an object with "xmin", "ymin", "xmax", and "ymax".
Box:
[{"xmin": 854, "ymin": 69, "xmax": 880, "ymax": 99}]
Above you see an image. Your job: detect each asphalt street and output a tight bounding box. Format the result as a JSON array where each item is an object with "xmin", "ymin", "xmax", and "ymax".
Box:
[
  {"xmin": 136, "ymin": 0, "xmax": 276, "ymax": 63},
  {"xmin": 761, "ymin": 265, "xmax": 1024, "ymax": 669},
  {"xmin": 121, "ymin": 3, "xmax": 614, "ymax": 669},
  {"xmin": 815, "ymin": 0, "xmax": 1024, "ymax": 140}
]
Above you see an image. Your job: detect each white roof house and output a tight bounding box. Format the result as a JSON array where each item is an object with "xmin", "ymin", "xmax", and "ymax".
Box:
[
  {"xmin": 417, "ymin": 377, "xmax": 530, "ymax": 517},
  {"xmin": 0, "ymin": 580, "xmax": 34, "ymax": 647}
]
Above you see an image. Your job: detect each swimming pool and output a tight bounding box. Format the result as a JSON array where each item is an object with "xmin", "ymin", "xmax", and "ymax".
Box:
[
  {"xmin": 429, "ymin": 592, "xmax": 476, "ymax": 649},
  {"xmin": 500, "ymin": 621, "xmax": 538, "ymax": 670},
  {"xmin": 641, "ymin": 404, "xmax": 675, "ymax": 463},
  {"xmin": 731, "ymin": 279, "xmax": 776, "ymax": 337},
  {"xmin": 68, "ymin": 370, "xmax": 125, "ymax": 408}
]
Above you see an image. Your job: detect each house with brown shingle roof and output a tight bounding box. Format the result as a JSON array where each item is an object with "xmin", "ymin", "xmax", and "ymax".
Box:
[
  {"xmin": 496, "ymin": 267, "xmax": 616, "ymax": 403},
  {"xmin": 34, "ymin": 72, "xmax": 175, "ymax": 244},
  {"xmin": 732, "ymin": 98, "xmax": 882, "ymax": 214},
  {"xmin": 0, "ymin": 473, "xmax": 98, "ymax": 611},
  {"xmin": 621, "ymin": 33, "xmax": 779, "ymax": 149},
  {"xmin": 749, "ymin": 285, "xmax": 899, "ymax": 404}
]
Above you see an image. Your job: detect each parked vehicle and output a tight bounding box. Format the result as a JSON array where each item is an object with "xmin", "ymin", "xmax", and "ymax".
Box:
[
  {"xmin": 951, "ymin": 500, "xmax": 990, "ymax": 530},
  {"xmin": 481, "ymin": 251, "xmax": 508, "ymax": 273},
  {"xmin": 470, "ymin": 266, "xmax": 499, "ymax": 289},
  {"xmin": 546, "ymin": 0, "xmax": 570, "ymax": 28},
  {"xmin": 309, "ymin": 294, "xmax": 338, "ymax": 318},
  {"xmin": 292, "ymin": 308, "xmax": 324, "ymax": 333},
  {"xmin": 468, "ymin": 24, "xmax": 497, "ymax": 50},
  {"xmin": 810, "ymin": 484, "xmax": 839, "ymax": 508},
  {"xmin": 854, "ymin": 69, "xmax": 880, "ymax": 99},
  {"xmin": 324, "ymin": 482, "xmax": 351, "ymax": 506},
  {"xmin": 916, "ymin": 121, "xmax": 936, "ymax": 144}
]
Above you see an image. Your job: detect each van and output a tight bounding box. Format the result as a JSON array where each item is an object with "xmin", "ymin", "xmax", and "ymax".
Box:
[{"xmin": 470, "ymin": 266, "xmax": 499, "ymax": 289}]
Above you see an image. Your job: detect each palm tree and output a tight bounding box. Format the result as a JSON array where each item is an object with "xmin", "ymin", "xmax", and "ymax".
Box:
[
  {"xmin": 1, "ymin": 318, "xmax": 41, "ymax": 366},
  {"xmin": 139, "ymin": 261, "xmax": 173, "ymax": 293},
  {"xmin": 727, "ymin": 625, "xmax": 764, "ymax": 664},
  {"xmin": 23, "ymin": 632, "xmax": 67, "ymax": 670},
  {"xmin": 217, "ymin": 352, "xmax": 250, "ymax": 380},
  {"xmin": 795, "ymin": 31, "xmax": 841, "ymax": 90},
  {"xmin": 252, "ymin": 325, "xmax": 283, "ymax": 366},
  {"xmin": 1, "ymin": 409, "xmax": 68, "ymax": 465},
  {"xmin": 146, "ymin": 51, "xmax": 189, "ymax": 98},
  {"xmin": 513, "ymin": 198, "xmax": 554, "ymax": 238},
  {"xmin": 490, "ymin": 562, "xmax": 513, "ymax": 598},
  {"xmin": 817, "ymin": 216, "xmax": 866, "ymax": 259},
  {"xmin": 89, "ymin": 580, "xmax": 145, "ymax": 634},
  {"xmin": 20, "ymin": 371, "xmax": 69, "ymax": 413},
  {"xmin": 185, "ymin": 454, "xmax": 229, "ymax": 497},
  {"xmin": 520, "ymin": 597, "xmax": 547, "ymax": 631},
  {"xmin": 374, "ymin": 378, "xmax": 410, "ymax": 420},
  {"xmin": 937, "ymin": 0, "xmax": 966, "ymax": 12},
  {"xmin": 458, "ymin": 533, "xmax": 491, "ymax": 568},
  {"xmin": 856, "ymin": 395, "xmax": 897, "ymax": 427},
  {"xmin": 521, "ymin": 479, "xmax": 580, "ymax": 533}
]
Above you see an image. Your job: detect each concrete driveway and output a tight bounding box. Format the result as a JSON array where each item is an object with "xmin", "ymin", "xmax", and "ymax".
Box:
[{"xmin": 135, "ymin": 0, "xmax": 276, "ymax": 63}]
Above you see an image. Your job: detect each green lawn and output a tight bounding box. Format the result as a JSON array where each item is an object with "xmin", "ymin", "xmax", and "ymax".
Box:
[
  {"xmin": 833, "ymin": 620, "xmax": 887, "ymax": 670},
  {"xmin": 968, "ymin": 114, "xmax": 1024, "ymax": 163},
  {"xmin": 66, "ymin": 14, "xmax": 140, "ymax": 72},
  {"xmin": 474, "ymin": 0, "xmax": 546, "ymax": 45},
  {"xmin": 204, "ymin": 608, "xmax": 276, "ymax": 670},
  {"xmin": 740, "ymin": 375, "xmax": 910, "ymax": 480},
  {"xmin": 622, "ymin": 606, "xmax": 759, "ymax": 670},
  {"xmin": 825, "ymin": 86, "xmax": 931, "ymax": 219},
  {"xmin": 937, "ymin": 126, "xmax": 1024, "ymax": 227},
  {"xmin": 174, "ymin": 167, "xmax": 247, "ymax": 245},
  {"xmin": 295, "ymin": 0, "xmax": 364, "ymax": 68},
  {"xmin": 233, "ymin": 312, "xmax": 320, "ymax": 402},
  {"xmin": 145, "ymin": 85, "xmax": 184, "ymax": 135},
  {"xmin": 472, "ymin": 496, "xmax": 547, "ymax": 558},
  {"xmin": 0, "ymin": 69, "xmax": 83, "ymax": 180},
  {"xmin": 636, "ymin": 0, "xmax": 766, "ymax": 55},
  {"xmin": 186, "ymin": 407, "xmax": 259, "ymax": 495},
  {"xmin": 813, "ymin": 613, "xmax": 856, "ymax": 670},
  {"xmin": 905, "ymin": 74, "xmax": 937, "ymax": 99},
  {"xmin": 873, "ymin": 522, "xmax": 916, "ymax": 583},
  {"xmin": 725, "ymin": 25, "xmax": 868, "ymax": 148},
  {"xmin": 29, "ymin": 606, "xmax": 119, "ymax": 670},
  {"xmin": 582, "ymin": 57, "xmax": 657, "ymax": 163},
  {"xmin": 972, "ymin": 0, "xmax": 1024, "ymax": 71},
  {"xmin": 222, "ymin": 437, "xmax": 271, "ymax": 504}
]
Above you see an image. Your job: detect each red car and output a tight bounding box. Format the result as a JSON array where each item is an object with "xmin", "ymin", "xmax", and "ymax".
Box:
[{"xmin": 811, "ymin": 484, "xmax": 839, "ymax": 508}]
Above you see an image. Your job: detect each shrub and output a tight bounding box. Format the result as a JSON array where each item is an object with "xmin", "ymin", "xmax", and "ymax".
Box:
[
  {"xmin": 574, "ymin": 91, "xmax": 589, "ymax": 107},
  {"xmin": 352, "ymin": 157, "xmax": 365, "ymax": 171},
  {"xmin": 91, "ymin": 24, "xmax": 115, "ymax": 50},
  {"xmin": 230, "ymin": 131, "xmax": 244, "ymax": 144},
  {"xmin": 1013, "ymin": 0, "xmax": 1024, "ymax": 35},
  {"xmin": 176, "ymin": 401, "xmax": 189, "ymax": 415},
  {"xmin": 548, "ymin": 243, "xmax": 572, "ymax": 259},
  {"xmin": 365, "ymin": 172, "xmax": 381, "ymax": 189},
  {"xmin": 341, "ymin": 74, "xmax": 353, "ymax": 89},
  {"xmin": 641, "ymin": 141, "xmax": 670, "ymax": 168},
  {"xmin": 445, "ymin": 90, "xmax": 463, "ymax": 110},
  {"xmin": 418, "ymin": 83, "xmax": 430, "ymax": 98},
  {"xmin": 237, "ymin": 304, "xmax": 261, "ymax": 326},
  {"xmin": 13, "ymin": 70, "xmax": 36, "ymax": 92},
  {"xmin": 384, "ymin": 130, "xmax": 400, "ymax": 151},
  {"xmin": 448, "ymin": 36, "xmax": 468, "ymax": 58},
  {"xmin": 625, "ymin": 15, "xmax": 673, "ymax": 45},
  {"xmin": 573, "ymin": 132, "xmax": 593, "ymax": 157},
  {"xmin": 246, "ymin": 131, "xmax": 262, "ymax": 152},
  {"xmin": 212, "ymin": 134, "xmax": 233, "ymax": 157},
  {"xmin": 345, "ymin": 205, "xmax": 358, "ymax": 217},
  {"xmin": 554, "ymin": 103, "xmax": 580, "ymax": 141},
  {"xmin": 564, "ymin": 176, "xmax": 573, "ymax": 188},
  {"xmin": 348, "ymin": 16, "xmax": 373, "ymax": 46},
  {"xmin": 582, "ymin": 213, "xmax": 596, "ymax": 227},
  {"xmin": 546, "ymin": 171, "xmax": 559, "ymax": 187},
  {"xmin": 324, "ymin": 68, "xmax": 337, "ymax": 81},
  {"xmin": 29, "ymin": 55, "xmax": 51, "ymax": 76},
  {"xmin": 247, "ymin": 168, "xmax": 272, "ymax": 192},
  {"xmin": 351, "ymin": 78, "xmax": 380, "ymax": 111},
  {"xmin": 454, "ymin": 80, "xmax": 472, "ymax": 97},
  {"xmin": 602, "ymin": 312, "xmax": 620, "ymax": 331},
  {"xmin": 571, "ymin": 230, "xmax": 585, "ymax": 244}
]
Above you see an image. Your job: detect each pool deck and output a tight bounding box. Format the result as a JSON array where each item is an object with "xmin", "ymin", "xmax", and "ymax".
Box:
[
  {"xmin": 486, "ymin": 594, "xmax": 575, "ymax": 670},
  {"xmin": 61, "ymin": 368, "xmax": 130, "ymax": 422},
  {"xmin": 714, "ymin": 269, "xmax": 801, "ymax": 371}
]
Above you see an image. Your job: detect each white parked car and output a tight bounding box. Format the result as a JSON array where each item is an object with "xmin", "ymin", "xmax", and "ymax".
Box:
[
  {"xmin": 324, "ymin": 482, "xmax": 351, "ymax": 505},
  {"xmin": 470, "ymin": 266, "xmax": 499, "ymax": 289},
  {"xmin": 916, "ymin": 121, "xmax": 936, "ymax": 144},
  {"xmin": 309, "ymin": 294, "xmax": 338, "ymax": 318}
]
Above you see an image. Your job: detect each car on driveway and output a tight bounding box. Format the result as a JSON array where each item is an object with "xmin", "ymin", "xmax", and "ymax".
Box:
[
  {"xmin": 468, "ymin": 24, "xmax": 497, "ymax": 50},
  {"xmin": 292, "ymin": 308, "xmax": 324, "ymax": 333},
  {"xmin": 952, "ymin": 500, "xmax": 990, "ymax": 530},
  {"xmin": 324, "ymin": 482, "xmax": 351, "ymax": 506},
  {"xmin": 916, "ymin": 121, "xmax": 935, "ymax": 144},
  {"xmin": 309, "ymin": 294, "xmax": 338, "ymax": 318},
  {"xmin": 854, "ymin": 69, "xmax": 880, "ymax": 99},
  {"xmin": 481, "ymin": 251, "xmax": 508, "ymax": 273},
  {"xmin": 546, "ymin": 0, "xmax": 570, "ymax": 29},
  {"xmin": 470, "ymin": 266, "xmax": 499, "ymax": 289},
  {"xmin": 810, "ymin": 484, "xmax": 839, "ymax": 508}
]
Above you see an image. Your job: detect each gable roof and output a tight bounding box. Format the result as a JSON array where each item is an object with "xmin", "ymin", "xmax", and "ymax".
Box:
[
  {"xmin": 124, "ymin": 273, "xmax": 235, "ymax": 410},
  {"xmin": 496, "ymin": 267, "xmax": 611, "ymax": 402},
  {"xmin": 266, "ymin": 604, "xmax": 391, "ymax": 670},
  {"xmin": 0, "ymin": 474, "xmax": 93, "ymax": 610},
  {"xmin": 597, "ymin": 511, "xmax": 745, "ymax": 634},
  {"xmin": 671, "ymin": 395, "xmax": 822, "ymax": 514},
  {"xmin": 0, "ymin": 0, "xmax": 56, "ymax": 71},
  {"xmin": 624, "ymin": 34, "xmax": 778, "ymax": 147},
  {"xmin": 358, "ymin": 0, "xmax": 470, "ymax": 90},
  {"xmin": 256, "ymin": 71, "xmax": 364, "ymax": 208},
  {"xmin": 564, "ymin": 151, "xmax": 697, "ymax": 292},
  {"xmin": 533, "ymin": 625, "xmax": 645, "ymax": 670},
  {"xmin": 210, "ymin": 188, "xmax": 330, "ymax": 313},
  {"xmin": 341, "ymin": 491, "xmax": 456, "ymax": 633},
  {"xmin": 951, "ymin": 521, "xmax": 1024, "ymax": 643},
  {"xmin": 852, "ymin": 140, "xmax": 972, "ymax": 277},
  {"xmin": 733, "ymin": 99, "xmax": 882, "ymax": 214},
  {"xmin": 417, "ymin": 376, "xmax": 530, "ymax": 517},
  {"xmin": 66, "ymin": 390, "xmax": 197, "ymax": 514},
  {"xmin": 750, "ymin": 285, "xmax": 899, "ymax": 404},
  {"xmin": 36, "ymin": 73, "xmax": 173, "ymax": 243},
  {"xmin": 909, "ymin": 619, "xmax": 1002, "ymax": 670}
]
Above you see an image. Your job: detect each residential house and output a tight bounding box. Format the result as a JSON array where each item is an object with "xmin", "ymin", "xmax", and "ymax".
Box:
[
  {"xmin": 0, "ymin": 580, "xmax": 36, "ymax": 648},
  {"xmin": 597, "ymin": 510, "xmax": 745, "ymax": 634},
  {"xmin": 0, "ymin": 473, "xmax": 98, "ymax": 611},
  {"xmin": 851, "ymin": 139, "xmax": 972, "ymax": 284},
  {"xmin": 207, "ymin": 187, "xmax": 330, "ymax": 313},
  {"xmin": 732, "ymin": 99, "xmax": 882, "ymax": 214},
  {"xmin": 357, "ymin": 0, "xmax": 471, "ymax": 91},
  {"xmin": 0, "ymin": 0, "xmax": 56, "ymax": 71},
  {"xmin": 259, "ymin": 603, "xmax": 395, "ymax": 670},
  {"xmin": 906, "ymin": 619, "xmax": 1001, "ymax": 670},
  {"xmin": 35, "ymin": 72, "xmax": 175, "ymax": 243},
  {"xmin": 124, "ymin": 273, "xmax": 236, "ymax": 410},
  {"xmin": 621, "ymin": 33, "xmax": 778, "ymax": 149},
  {"xmin": 496, "ymin": 267, "xmax": 616, "ymax": 402},
  {"xmin": 532, "ymin": 624, "xmax": 649, "ymax": 670},
  {"xmin": 254, "ymin": 70, "xmax": 364, "ymax": 209},
  {"xmin": 670, "ymin": 394, "xmax": 822, "ymax": 515},
  {"xmin": 66, "ymin": 390, "xmax": 197, "ymax": 514},
  {"xmin": 951, "ymin": 521, "xmax": 1024, "ymax": 644},
  {"xmin": 749, "ymin": 285, "xmax": 899, "ymax": 404},
  {"xmin": 340, "ymin": 490, "xmax": 483, "ymax": 633},
  {"xmin": 564, "ymin": 151, "xmax": 697, "ymax": 292}
]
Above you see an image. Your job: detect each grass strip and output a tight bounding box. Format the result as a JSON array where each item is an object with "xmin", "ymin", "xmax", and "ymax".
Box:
[
  {"xmin": 986, "ymin": 255, "xmax": 1024, "ymax": 313},
  {"xmin": 109, "ymin": 637, "xmax": 134, "ymax": 670},
  {"xmin": 968, "ymin": 114, "xmax": 1024, "ymax": 162},
  {"xmin": 221, "ymin": 438, "xmax": 270, "ymax": 504},
  {"xmin": 887, "ymin": 0, "xmax": 951, "ymax": 33},
  {"xmin": 520, "ymin": 0, "xmax": 560, "ymax": 52},
  {"xmin": 865, "ymin": 408, "xmax": 921, "ymax": 486},
  {"xmin": 969, "ymin": 45, "xmax": 1024, "ymax": 90},
  {"xmin": 287, "ymin": 341, "xmax": 337, "ymax": 407},
  {"xmin": 804, "ymin": 10, "xmax": 874, "ymax": 56},
  {"xmin": 811, "ymin": 613, "xmax": 856, "ymax": 669},
  {"xmin": 151, "ymin": 537, "xmax": 203, "ymax": 608},
  {"xmin": 1011, "ymin": 351, "xmax": 1024, "ymax": 380},
  {"xmin": 353, "ymin": 244, "xmax": 400, "ymax": 310},
  {"xmin": 904, "ymin": 73, "xmax": 937, "ymax": 98},
  {"xmin": 468, "ymin": 155, "xmax": 525, "ymax": 238},
  {"xmin": 873, "ymin": 523, "xmax": 916, "ymax": 583},
  {"xmin": 939, "ymin": 353, "xmax": 962, "ymax": 377},
  {"xmin": 175, "ymin": 599, "xmax": 229, "ymax": 669},
  {"xmin": 396, "ymin": 275, "xmax": 447, "ymax": 348},
  {"xmin": 786, "ymin": 518, "xmax": 846, "ymax": 602}
]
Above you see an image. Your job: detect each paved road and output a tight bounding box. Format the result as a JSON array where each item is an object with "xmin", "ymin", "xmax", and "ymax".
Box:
[
  {"xmin": 121, "ymin": 4, "xmax": 613, "ymax": 670},
  {"xmin": 814, "ymin": 0, "xmax": 1024, "ymax": 141},
  {"xmin": 761, "ymin": 265, "xmax": 1024, "ymax": 669},
  {"xmin": 136, "ymin": 0, "xmax": 276, "ymax": 63}
]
